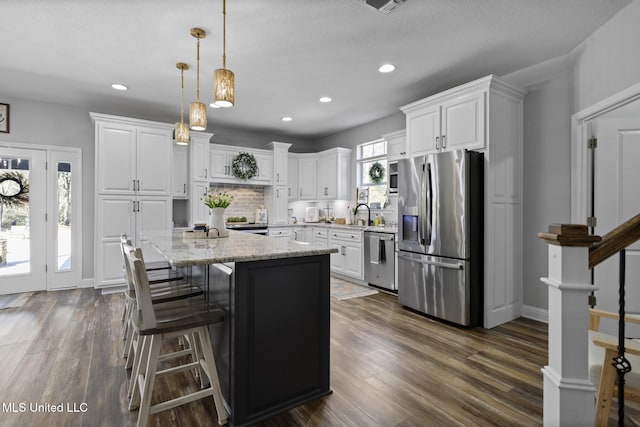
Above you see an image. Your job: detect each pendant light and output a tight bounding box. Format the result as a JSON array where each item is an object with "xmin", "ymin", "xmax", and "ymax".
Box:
[
  {"xmin": 213, "ymin": 0, "xmax": 234, "ymax": 108},
  {"xmin": 190, "ymin": 27, "xmax": 207, "ymax": 130},
  {"xmin": 175, "ymin": 62, "xmax": 190, "ymax": 145}
]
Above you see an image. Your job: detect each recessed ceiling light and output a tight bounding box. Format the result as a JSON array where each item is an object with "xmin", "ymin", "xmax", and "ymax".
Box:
[
  {"xmin": 319, "ymin": 96, "xmax": 332, "ymax": 103},
  {"xmin": 209, "ymin": 102, "xmax": 221, "ymax": 109},
  {"xmin": 281, "ymin": 116, "xmax": 293, "ymax": 122},
  {"xmin": 111, "ymin": 83, "xmax": 128, "ymax": 91},
  {"xmin": 378, "ymin": 64, "xmax": 396, "ymax": 73}
]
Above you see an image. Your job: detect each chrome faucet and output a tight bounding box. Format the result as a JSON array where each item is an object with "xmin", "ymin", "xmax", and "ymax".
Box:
[{"xmin": 355, "ymin": 203, "xmax": 372, "ymax": 226}]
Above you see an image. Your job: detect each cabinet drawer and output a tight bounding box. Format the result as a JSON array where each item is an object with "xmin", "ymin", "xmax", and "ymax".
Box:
[
  {"xmin": 269, "ymin": 228, "xmax": 291, "ymax": 237},
  {"xmin": 312, "ymin": 228, "xmax": 328, "ymax": 238},
  {"xmin": 329, "ymin": 230, "xmax": 362, "ymax": 242}
]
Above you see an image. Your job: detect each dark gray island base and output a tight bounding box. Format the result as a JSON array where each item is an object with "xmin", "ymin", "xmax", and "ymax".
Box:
[
  {"xmin": 209, "ymin": 255, "xmax": 331, "ymax": 426},
  {"xmin": 148, "ymin": 231, "xmax": 335, "ymax": 426}
]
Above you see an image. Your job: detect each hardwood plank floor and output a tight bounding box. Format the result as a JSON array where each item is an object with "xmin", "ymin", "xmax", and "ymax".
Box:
[{"xmin": 0, "ymin": 288, "xmax": 638, "ymax": 426}]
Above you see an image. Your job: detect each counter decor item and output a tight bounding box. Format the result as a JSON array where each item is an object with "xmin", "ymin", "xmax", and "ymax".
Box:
[
  {"xmin": 255, "ymin": 208, "xmax": 268, "ymax": 224},
  {"xmin": 232, "ymin": 152, "xmax": 258, "ymax": 180},
  {"xmin": 368, "ymin": 161, "xmax": 385, "ymax": 184},
  {"xmin": 203, "ymin": 189, "xmax": 233, "ymax": 237},
  {"xmin": 0, "ymin": 103, "xmax": 9, "ymax": 133}
]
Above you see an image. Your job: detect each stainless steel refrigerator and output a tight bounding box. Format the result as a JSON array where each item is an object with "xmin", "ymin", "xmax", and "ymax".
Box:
[{"xmin": 397, "ymin": 149, "xmax": 483, "ymax": 327}]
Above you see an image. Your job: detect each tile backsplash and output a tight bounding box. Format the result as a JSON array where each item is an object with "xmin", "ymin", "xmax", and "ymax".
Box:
[{"xmin": 209, "ymin": 184, "xmax": 265, "ymax": 222}]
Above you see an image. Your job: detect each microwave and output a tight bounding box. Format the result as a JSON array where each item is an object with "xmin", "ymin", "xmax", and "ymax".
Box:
[{"xmin": 388, "ymin": 161, "xmax": 398, "ymax": 193}]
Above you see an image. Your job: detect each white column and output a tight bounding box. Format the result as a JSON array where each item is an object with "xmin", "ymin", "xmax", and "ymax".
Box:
[{"xmin": 538, "ymin": 225, "xmax": 601, "ymax": 427}]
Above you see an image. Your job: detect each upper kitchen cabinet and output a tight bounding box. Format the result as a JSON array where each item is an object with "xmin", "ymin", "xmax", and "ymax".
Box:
[
  {"xmin": 93, "ymin": 116, "xmax": 172, "ymax": 196},
  {"xmin": 172, "ymin": 144, "xmax": 189, "ymax": 198},
  {"xmin": 265, "ymin": 141, "xmax": 290, "ymax": 186},
  {"xmin": 316, "ymin": 148, "xmax": 351, "ymax": 200},
  {"xmin": 190, "ymin": 132, "xmax": 213, "ymax": 181},
  {"xmin": 383, "ymin": 129, "xmax": 406, "ymax": 161},
  {"xmin": 288, "ymin": 155, "xmax": 299, "ymax": 201},
  {"xmin": 401, "ymin": 80, "xmax": 486, "ymax": 156},
  {"xmin": 297, "ymin": 154, "xmax": 317, "ymax": 200},
  {"xmin": 210, "ymin": 144, "xmax": 273, "ymax": 185}
]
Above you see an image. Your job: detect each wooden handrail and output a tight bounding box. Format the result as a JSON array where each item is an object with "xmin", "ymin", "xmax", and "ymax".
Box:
[{"xmin": 589, "ymin": 213, "xmax": 640, "ymax": 269}]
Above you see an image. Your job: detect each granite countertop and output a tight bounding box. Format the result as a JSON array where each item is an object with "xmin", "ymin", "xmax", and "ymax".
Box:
[
  {"xmin": 148, "ymin": 230, "xmax": 338, "ymax": 267},
  {"xmin": 268, "ymin": 222, "xmax": 398, "ymax": 234}
]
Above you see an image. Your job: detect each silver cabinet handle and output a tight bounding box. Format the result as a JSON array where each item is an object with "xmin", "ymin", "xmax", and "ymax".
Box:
[
  {"xmin": 288, "ymin": 187, "xmax": 291, "ymax": 197},
  {"xmin": 137, "ymin": 180, "xmax": 140, "ymax": 191},
  {"xmin": 276, "ymin": 189, "xmax": 279, "ymax": 198},
  {"xmin": 299, "ymin": 188, "xmax": 302, "ymax": 197},
  {"xmin": 183, "ymin": 183, "xmax": 186, "ymax": 194},
  {"xmin": 341, "ymin": 246, "xmax": 345, "ymax": 256},
  {"xmin": 205, "ymin": 168, "xmax": 208, "ymax": 178},
  {"xmin": 132, "ymin": 200, "xmax": 136, "ymax": 212},
  {"xmin": 277, "ymin": 173, "xmax": 280, "ymax": 182},
  {"xmin": 435, "ymin": 136, "xmax": 440, "ymax": 150},
  {"xmin": 133, "ymin": 179, "xmax": 136, "ymax": 191},
  {"xmin": 442, "ymin": 135, "xmax": 446, "ymax": 148}
]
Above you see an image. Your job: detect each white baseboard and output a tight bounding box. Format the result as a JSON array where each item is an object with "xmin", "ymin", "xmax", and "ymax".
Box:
[
  {"xmin": 81, "ymin": 278, "xmax": 94, "ymax": 288},
  {"xmin": 100, "ymin": 285, "xmax": 126, "ymax": 295},
  {"xmin": 522, "ymin": 304, "xmax": 548, "ymax": 323}
]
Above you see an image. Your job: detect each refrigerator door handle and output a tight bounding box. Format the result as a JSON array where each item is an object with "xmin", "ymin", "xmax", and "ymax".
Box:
[
  {"xmin": 418, "ymin": 161, "xmax": 426, "ymax": 245},
  {"xmin": 398, "ymin": 253, "xmax": 463, "ymax": 270},
  {"xmin": 426, "ymin": 162, "xmax": 433, "ymax": 244}
]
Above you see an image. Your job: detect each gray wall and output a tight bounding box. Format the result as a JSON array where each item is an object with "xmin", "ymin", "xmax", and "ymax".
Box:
[{"xmin": 0, "ymin": 96, "xmax": 95, "ymax": 279}]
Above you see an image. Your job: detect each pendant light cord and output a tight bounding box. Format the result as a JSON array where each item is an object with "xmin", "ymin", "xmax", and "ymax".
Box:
[
  {"xmin": 180, "ymin": 68, "xmax": 185, "ymax": 123},
  {"xmin": 222, "ymin": 0, "xmax": 227, "ymax": 69},
  {"xmin": 196, "ymin": 38, "xmax": 201, "ymax": 101}
]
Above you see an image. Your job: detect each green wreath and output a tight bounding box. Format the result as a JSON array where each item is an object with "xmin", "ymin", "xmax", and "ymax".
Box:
[
  {"xmin": 0, "ymin": 171, "xmax": 29, "ymax": 206},
  {"xmin": 231, "ymin": 152, "xmax": 258, "ymax": 180},
  {"xmin": 368, "ymin": 162, "xmax": 385, "ymax": 184}
]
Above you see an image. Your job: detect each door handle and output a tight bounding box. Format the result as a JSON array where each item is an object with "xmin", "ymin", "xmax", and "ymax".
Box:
[
  {"xmin": 435, "ymin": 136, "xmax": 440, "ymax": 150},
  {"xmin": 299, "ymin": 188, "xmax": 302, "ymax": 197},
  {"xmin": 398, "ymin": 253, "xmax": 463, "ymax": 270},
  {"xmin": 183, "ymin": 183, "xmax": 186, "ymax": 194},
  {"xmin": 341, "ymin": 246, "xmax": 346, "ymax": 256},
  {"xmin": 276, "ymin": 189, "xmax": 279, "ymax": 198},
  {"xmin": 277, "ymin": 173, "xmax": 280, "ymax": 182},
  {"xmin": 205, "ymin": 168, "xmax": 208, "ymax": 178},
  {"xmin": 132, "ymin": 200, "xmax": 136, "ymax": 212},
  {"xmin": 441, "ymin": 135, "xmax": 446, "ymax": 149}
]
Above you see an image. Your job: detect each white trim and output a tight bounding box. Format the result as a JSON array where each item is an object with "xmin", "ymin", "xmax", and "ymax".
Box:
[
  {"xmin": 100, "ymin": 285, "xmax": 126, "ymax": 295},
  {"xmin": 522, "ymin": 304, "xmax": 548, "ymax": 323},
  {"xmin": 81, "ymin": 278, "xmax": 94, "ymax": 288},
  {"xmin": 572, "ymin": 80, "xmax": 640, "ymax": 222}
]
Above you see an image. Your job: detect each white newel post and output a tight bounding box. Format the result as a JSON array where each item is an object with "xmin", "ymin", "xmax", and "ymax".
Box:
[{"xmin": 538, "ymin": 224, "xmax": 602, "ymax": 427}]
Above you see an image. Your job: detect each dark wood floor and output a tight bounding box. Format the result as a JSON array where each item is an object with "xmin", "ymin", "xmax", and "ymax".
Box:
[{"xmin": 0, "ymin": 288, "xmax": 638, "ymax": 426}]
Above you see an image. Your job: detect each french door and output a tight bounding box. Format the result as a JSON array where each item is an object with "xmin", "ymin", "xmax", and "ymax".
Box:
[{"xmin": 0, "ymin": 145, "xmax": 81, "ymax": 294}]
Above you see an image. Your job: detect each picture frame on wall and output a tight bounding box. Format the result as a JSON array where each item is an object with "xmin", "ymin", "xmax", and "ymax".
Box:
[{"xmin": 0, "ymin": 103, "xmax": 9, "ymax": 133}]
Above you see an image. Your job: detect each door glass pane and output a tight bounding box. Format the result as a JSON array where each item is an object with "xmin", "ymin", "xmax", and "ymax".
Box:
[
  {"xmin": 0, "ymin": 157, "xmax": 31, "ymax": 275},
  {"xmin": 57, "ymin": 162, "xmax": 71, "ymax": 271}
]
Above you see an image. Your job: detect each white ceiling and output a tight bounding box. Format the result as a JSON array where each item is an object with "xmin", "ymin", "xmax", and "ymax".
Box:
[{"xmin": 0, "ymin": 0, "xmax": 632, "ymax": 139}]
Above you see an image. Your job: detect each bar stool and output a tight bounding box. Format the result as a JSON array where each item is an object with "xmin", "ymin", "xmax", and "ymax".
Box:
[{"xmin": 125, "ymin": 246, "xmax": 227, "ymax": 426}]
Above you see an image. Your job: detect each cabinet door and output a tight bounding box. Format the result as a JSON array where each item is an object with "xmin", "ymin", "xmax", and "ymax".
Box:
[
  {"xmin": 97, "ymin": 124, "xmax": 136, "ymax": 194},
  {"xmin": 317, "ymin": 153, "xmax": 337, "ymax": 200},
  {"xmin": 273, "ymin": 148, "xmax": 288, "ymax": 185},
  {"xmin": 136, "ymin": 197, "xmax": 171, "ymax": 262},
  {"xmin": 406, "ymin": 105, "xmax": 440, "ymax": 157},
  {"xmin": 210, "ymin": 149, "xmax": 231, "ymax": 179},
  {"xmin": 253, "ymin": 152, "xmax": 273, "ymax": 183},
  {"xmin": 273, "ymin": 185, "xmax": 289, "ymax": 224},
  {"xmin": 96, "ymin": 196, "xmax": 136, "ymax": 287},
  {"xmin": 343, "ymin": 243, "xmax": 363, "ymax": 279},
  {"xmin": 329, "ymin": 242, "xmax": 344, "ymax": 273},
  {"xmin": 191, "ymin": 137, "xmax": 210, "ymax": 180},
  {"xmin": 386, "ymin": 131, "xmax": 406, "ymax": 161},
  {"xmin": 172, "ymin": 145, "xmax": 189, "ymax": 197},
  {"xmin": 298, "ymin": 156, "xmax": 317, "ymax": 200},
  {"xmin": 137, "ymin": 128, "xmax": 172, "ymax": 195},
  {"xmin": 441, "ymin": 91, "xmax": 485, "ymax": 151},
  {"xmin": 190, "ymin": 182, "xmax": 210, "ymax": 226},
  {"xmin": 288, "ymin": 156, "xmax": 298, "ymax": 200}
]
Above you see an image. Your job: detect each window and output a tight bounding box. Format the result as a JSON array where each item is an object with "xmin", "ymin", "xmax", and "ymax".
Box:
[{"xmin": 357, "ymin": 139, "xmax": 387, "ymax": 206}]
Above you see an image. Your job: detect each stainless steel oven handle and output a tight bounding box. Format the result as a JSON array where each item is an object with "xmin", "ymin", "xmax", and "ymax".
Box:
[{"xmin": 398, "ymin": 253, "xmax": 463, "ymax": 270}]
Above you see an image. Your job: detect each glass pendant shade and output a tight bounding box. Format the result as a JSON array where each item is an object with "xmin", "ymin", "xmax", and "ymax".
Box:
[
  {"xmin": 174, "ymin": 121, "xmax": 190, "ymax": 145},
  {"xmin": 214, "ymin": 68, "xmax": 234, "ymax": 108},
  {"xmin": 190, "ymin": 101, "xmax": 207, "ymax": 131}
]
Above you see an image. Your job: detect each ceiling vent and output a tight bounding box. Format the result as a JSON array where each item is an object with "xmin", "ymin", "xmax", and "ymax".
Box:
[{"xmin": 364, "ymin": 0, "xmax": 405, "ymax": 14}]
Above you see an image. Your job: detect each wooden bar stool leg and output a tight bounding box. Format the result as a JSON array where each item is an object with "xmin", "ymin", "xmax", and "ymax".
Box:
[
  {"xmin": 198, "ymin": 327, "xmax": 228, "ymax": 425},
  {"xmin": 135, "ymin": 334, "xmax": 162, "ymax": 427},
  {"xmin": 128, "ymin": 333, "xmax": 146, "ymax": 401}
]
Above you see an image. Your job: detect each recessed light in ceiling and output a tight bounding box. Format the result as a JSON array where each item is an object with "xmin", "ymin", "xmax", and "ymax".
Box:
[
  {"xmin": 378, "ymin": 64, "xmax": 396, "ymax": 73},
  {"xmin": 111, "ymin": 83, "xmax": 128, "ymax": 91},
  {"xmin": 281, "ymin": 116, "xmax": 293, "ymax": 122},
  {"xmin": 319, "ymin": 96, "xmax": 332, "ymax": 103}
]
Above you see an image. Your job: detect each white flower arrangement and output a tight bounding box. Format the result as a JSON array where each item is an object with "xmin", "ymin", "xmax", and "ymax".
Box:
[{"xmin": 203, "ymin": 189, "xmax": 233, "ymax": 209}]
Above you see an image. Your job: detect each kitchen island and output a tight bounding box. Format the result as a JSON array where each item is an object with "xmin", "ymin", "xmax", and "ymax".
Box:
[{"xmin": 148, "ymin": 231, "xmax": 337, "ymax": 427}]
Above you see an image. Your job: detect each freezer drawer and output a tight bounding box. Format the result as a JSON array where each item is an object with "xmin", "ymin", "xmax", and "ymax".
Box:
[{"xmin": 398, "ymin": 251, "xmax": 481, "ymax": 327}]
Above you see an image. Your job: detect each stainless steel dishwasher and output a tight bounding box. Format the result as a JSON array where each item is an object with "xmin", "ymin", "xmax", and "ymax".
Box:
[{"xmin": 364, "ymin": 231, "xmax": 396, "ymax": 291}]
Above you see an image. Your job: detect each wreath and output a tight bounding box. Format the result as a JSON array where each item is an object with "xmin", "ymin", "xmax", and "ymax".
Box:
[
  {"xmin": 368, "ymin": 162, "xmax": 385, "ymax": 184},
  {"xmin": 231, "ymin": 152, "xmax": 258, "ymax": 180},
  {"xmin": 0, "ymin": 171, "xmax": 29, "ymax": 206}
]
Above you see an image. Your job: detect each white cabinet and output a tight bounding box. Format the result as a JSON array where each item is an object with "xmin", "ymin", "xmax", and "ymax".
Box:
[
  {"xmin": 402, "ymin": 86, "xmax": 485, "ymax": 156},
  {"xmin": 172, "ymin": 145, "xmax": 189, "ymax": 198},
  {"xmin": 311, "ymin": 227, "xmax": 328, "ymax": 247},
  {"xmin": 270, "ymin": 142, "xmax": 289, "ymax": 185},
  {"xmin": 265, "ymin": 185, "xmax": 289, "ymax": 224},
  {"xmin": 383, "ymin": 129, "xmax": 406, "ymax": 161},
  {"xmin": 190, "ymin": 133, "xmax": 211, "ymax": 181},
  {"xmin": 268, "ymin": 227, "xmax": 291, "ymax": 238},
  {"xmin": 190, "ymin": 181, "xmax": 210, "ymax": 225},
  {"xmin": 92, "ymin": 113, "xmax": 175, "ymax": 289},
  {"xmin": 96, "ymin": 122, "xmax": 172, "ymax": 196},
  {"xmin": 292, "ymin": 227, "xmax": 310, "ymax": 242},
  {"xmin": 298, "ymin": 155, "xmax": 317, "ymax": 200},
  {"xmin": 209, "ymin": 145, "xmax": 273, "ymax": 185},
  {"xmin": 288, "ymin": 155, "xmax": 298, "ymax": 200},
  {"xmin": 401, "ymin": 75, "xmax": 526, "ymax": 328},
  {"xmin": 329, "ymin": 229, "xmax": 363, "ymax": 279},
  {"xmin": 316, "ymin": 148, "xmax": 351, "ymax": 200}
]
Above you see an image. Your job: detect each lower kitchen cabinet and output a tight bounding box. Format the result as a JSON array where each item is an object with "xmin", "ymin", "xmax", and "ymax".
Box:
[
  {"xmin": 292, "ymin": 227, "xmax": 310, "ymax": 243},
  {"xmin": 312, "ymin": 227, "xmax": 328, "ymax": 247},
  {"xmin": 268, "ymin": 227, "xmax": 291, "ymax": 238},
  {"xmin": 328, "ymin": 229, "xmax": 363, "ymax": 280}
]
